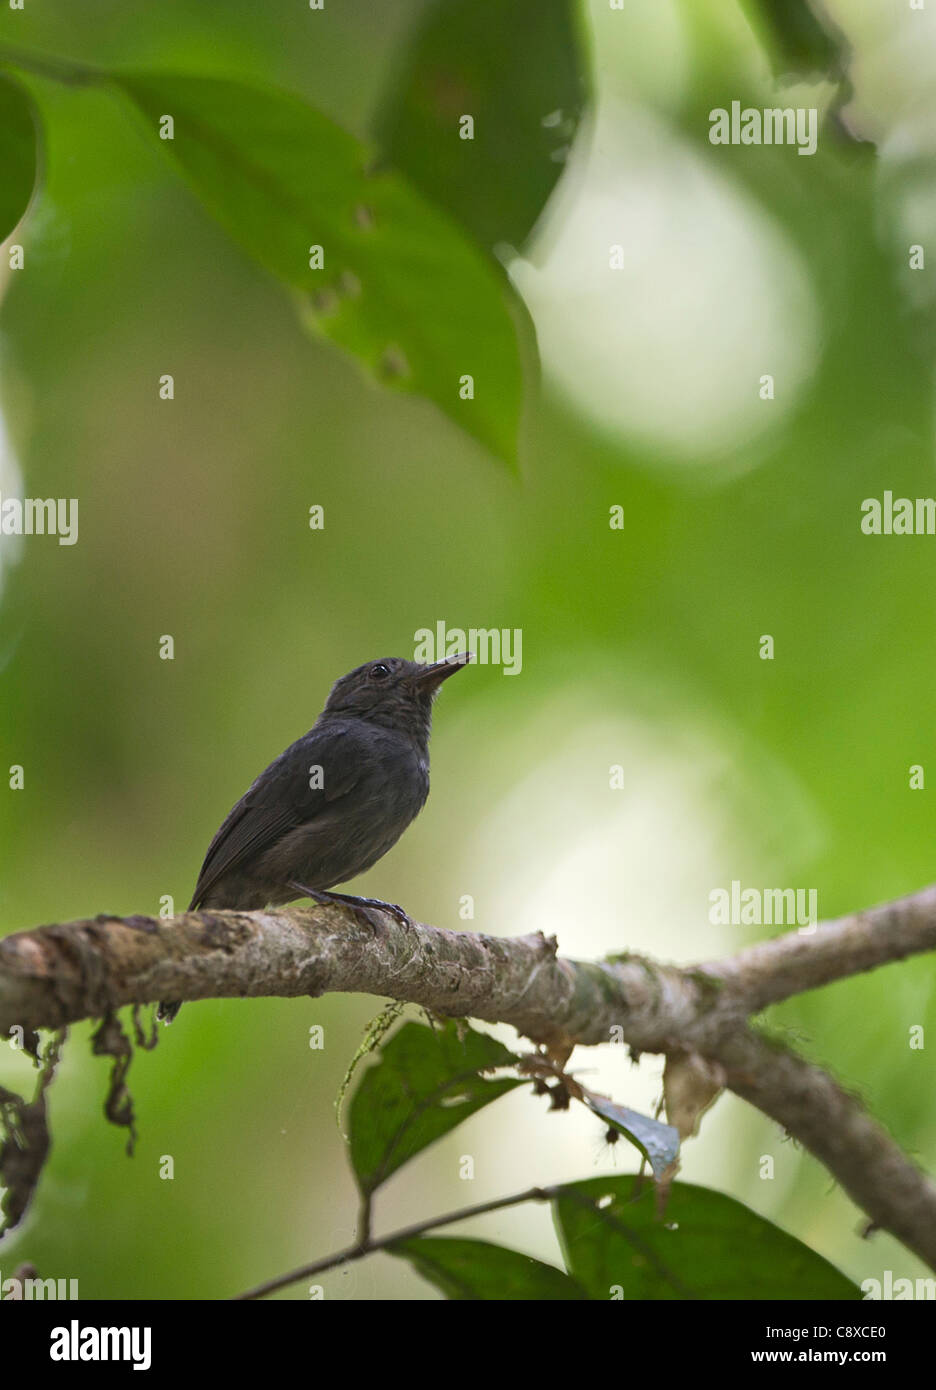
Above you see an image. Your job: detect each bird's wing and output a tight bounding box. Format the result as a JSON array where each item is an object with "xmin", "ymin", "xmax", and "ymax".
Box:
[{"xmin": 188, "ymin": 724, "xmax": 361, "ymax": 909}]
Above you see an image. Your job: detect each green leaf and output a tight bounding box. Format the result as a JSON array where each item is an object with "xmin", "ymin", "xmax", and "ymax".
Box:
[
  {"xmin": 377, "ymin": 0, "xmax": 588, "ymax": 249},
  {"xmin": 0, "ymin": 71, "xmax": 39, "ymax": 243},
  {"xmin": 554, "ymin": 1177, "xmax": 861, "ymax": 1300},
  {"xmin": 114, "ymin": 72, "xmax": 527, "ymax": 466},
  {"xmin": 389, "ymin": 1235, "xmax": 586, "ymax": 1300},
  {"xmin": 740, "ymin": 0, "xmax": 845, "ymax": 79},
  {"xmin": 348, "ymin": 1020, "xmax": 522, "ymax": 1196},
  {"xmin": 582, "ymin": 1093, "xmax": 680, "ymax": 1179}
]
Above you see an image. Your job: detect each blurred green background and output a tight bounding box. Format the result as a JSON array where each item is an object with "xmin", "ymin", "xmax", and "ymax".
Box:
[{"xmin": 1, "ymin": 0, "xmax": 935, "ymax": 1299}]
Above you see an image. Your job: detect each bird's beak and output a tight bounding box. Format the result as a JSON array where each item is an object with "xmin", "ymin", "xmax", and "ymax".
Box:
[{"xmin": 413, "ymin": 652, "xmax": 473, "ymax": 688}]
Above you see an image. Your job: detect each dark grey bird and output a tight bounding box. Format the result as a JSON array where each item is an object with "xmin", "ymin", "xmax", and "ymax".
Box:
[{"xmin": 157, "ymin": 653, "xmax": 471, "ymax": 1021}]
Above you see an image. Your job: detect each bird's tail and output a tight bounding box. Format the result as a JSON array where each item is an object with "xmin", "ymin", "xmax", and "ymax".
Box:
[{"xmin": 157, "ymin": 891, "xmax": 201, "ymax": 1022}]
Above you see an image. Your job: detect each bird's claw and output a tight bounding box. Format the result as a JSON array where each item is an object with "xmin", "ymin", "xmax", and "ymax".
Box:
[
  {"xmin": 374, "ymin": 900, "xmax": 410, "ymax": 926},
  {"xmin": 336, "ymin": 894, "xmax": 411, "ymax": 930}
]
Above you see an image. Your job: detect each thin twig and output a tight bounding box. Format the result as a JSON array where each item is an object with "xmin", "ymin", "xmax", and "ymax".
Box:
[{"xmin": 234, "ymin": 1185, "xmax": 559, "ymax": 1300}]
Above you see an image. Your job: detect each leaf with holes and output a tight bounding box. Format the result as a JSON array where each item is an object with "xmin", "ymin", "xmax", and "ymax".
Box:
[
  {"xmin": 114, "ymin": 72, "xmax": 528, "ymax": 467},
  {"xmin": 377, "ymin": 0, "xmax": 588, "ymax": 250},
  {"xmin": 348, "ymin": 1020, "xmax": 521, "ymax": 1196},
  {"xmin": 388, "ymin": 1235, "xmax": 586, "ymax": 1300},
  {"xmin": 554, "ymin": 1177, "xmax": 860, "ymax": 1300}
]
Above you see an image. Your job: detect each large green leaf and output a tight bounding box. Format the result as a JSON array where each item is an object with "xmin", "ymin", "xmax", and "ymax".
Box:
[
  {"xmin": 348, "ymin": 1021, "xmax": 522, "ymax": 1196},
  {"xmin": 389, "ymin": 1235, "xmax": 586, "ymax": 1300},
  {"xmin": 0, "ymin": 71, "xmax": 38, "ymax": 243},
  {"xmin": 554, "ymin": 1177, "xmax": 860, "ymax": 1300},
  {"xmin": 377, "ymin": 0, "xmax": 588, "ymax": 249},
  {"xmin": 115, "ymin": 72, "xmax": 527, "ymax": 466}
]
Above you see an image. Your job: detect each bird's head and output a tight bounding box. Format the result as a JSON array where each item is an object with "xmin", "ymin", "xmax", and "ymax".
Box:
[{"xmin": 323, "ymin": 653, "xmax": 472, "ymax": 737}]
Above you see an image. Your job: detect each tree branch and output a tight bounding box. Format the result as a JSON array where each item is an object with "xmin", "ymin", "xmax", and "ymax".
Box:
[
  {"xmin": 0, "ymin": 903, "xmax": 705, "ymax": 1049},
  {"xmin": 2, "ymin": 887, "xmax": 936, "ymax": 1268},
  {"xmin": 700, "ymin": 882, "xmax": 936, "ymax": 1012},
  {"xmin": 711, "ymin": 1027, "xmax": 936, "ymax": 1268}
]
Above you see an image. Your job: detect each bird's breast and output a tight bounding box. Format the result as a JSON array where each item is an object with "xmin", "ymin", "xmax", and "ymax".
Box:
[{"xmin": 256, "ymin": 732, "xmax": 429, "ymax": 893}]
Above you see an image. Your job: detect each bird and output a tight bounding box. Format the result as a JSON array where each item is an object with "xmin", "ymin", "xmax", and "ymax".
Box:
[{"xmin": 157, "ymin": 653, "xmax": 471, "ymax": 1021}]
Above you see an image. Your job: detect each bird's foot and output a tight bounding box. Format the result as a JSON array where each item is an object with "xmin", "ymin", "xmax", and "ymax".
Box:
[
  {"xmin": 289, "ymin": 882, "xmax": 339, "ymax": 913},
  {"xmin": 289, "ymin": 884, "xmax": 410, "ymax": 931},
  {"xmin": 329, "ymin": 892, "xmax": 412, "ymax": 927}
]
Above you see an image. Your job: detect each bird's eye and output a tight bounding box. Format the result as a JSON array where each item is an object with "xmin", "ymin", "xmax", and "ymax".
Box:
[{"xmin": 371, "ymin": 663, "xmax": 390, "ymax": 679}]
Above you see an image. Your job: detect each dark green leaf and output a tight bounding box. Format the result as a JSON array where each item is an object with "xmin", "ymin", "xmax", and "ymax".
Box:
[
  {"xmin": 741, "ymin": 0, "xmax": 845, "ymax": 79},
  {"xmin": 348, "ymin": 1020, "xmax": 522, "ymax": 1196},
  {"xmin": 554, "ymin": 1177, "xmax": 860, "ymax": 1300},
  {"xmin": 582, "ymin": 1092, "xmax": 680, "ymax": 1179},
  {"xmin": 0, "ymin": 71, "xmax": 38, "ymax": 243},
  {"xmin": 377, "ymin": 0, "xmax": 588, "ymax": 249},
  {"xmin": 389, "ymin": 1235, "xmax": 586, "ymax": 1300},
  {"xmin": 115, "ymin": 72, "xmax": 527, "ymax": 466}
]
